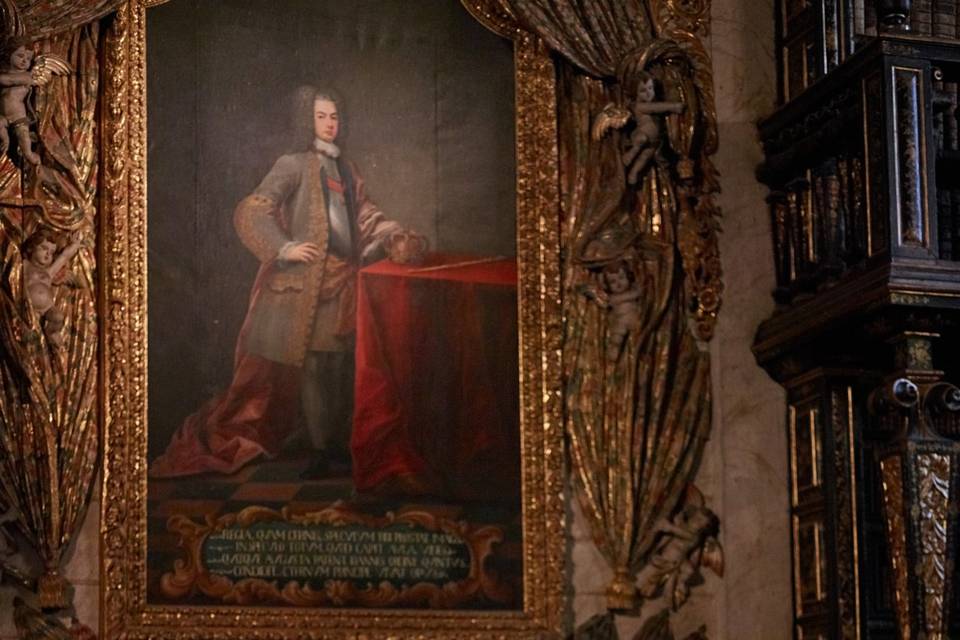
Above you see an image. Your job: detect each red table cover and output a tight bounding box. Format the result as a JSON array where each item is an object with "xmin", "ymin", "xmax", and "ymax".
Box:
[{"xmin": 351, "ymin": 255, "xmax": 520, "ymax": 501}]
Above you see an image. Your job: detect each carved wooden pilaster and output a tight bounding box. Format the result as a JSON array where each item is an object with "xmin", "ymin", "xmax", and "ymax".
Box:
[
  {"xmin": 888, "ymin": 63, "xmax": 937, "ymax": 257},
  {"xmin": 830, "ymin": 385, "xmax": 863, "ymax": 640},
  {"xmin": 869, "ymin": 333, "xmax": 960, "ymax": 640},
  {"xmin": 780, "ymin": 371, "xmax": 871, "ymax": 639}
]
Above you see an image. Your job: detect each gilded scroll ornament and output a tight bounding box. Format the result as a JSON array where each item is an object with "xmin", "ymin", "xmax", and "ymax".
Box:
[
  {"xmin": 662, "ymin": 0, "xmax": 709, "ymax": 36},
  {"xmin": 920, "ymin": 380, "xmax": 960, "ymax": 438},
  {"xmin": 160, "ymin": 504, "xmax": 513, "ymax": 608},
  {"xmin": 0, "ymin": 0, "xmax": 99, "ymax": 617}
]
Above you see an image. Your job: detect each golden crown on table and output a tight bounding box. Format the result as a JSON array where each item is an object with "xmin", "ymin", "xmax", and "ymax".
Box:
[{"xmin": 384, "ymin": 229, "xmax": 428, "ymax": 265}]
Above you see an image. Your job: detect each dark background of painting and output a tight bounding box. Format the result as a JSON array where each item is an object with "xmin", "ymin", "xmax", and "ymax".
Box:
[{"xmin": 145, "ymin": 0, "xmax": 515, "ymax": 455}]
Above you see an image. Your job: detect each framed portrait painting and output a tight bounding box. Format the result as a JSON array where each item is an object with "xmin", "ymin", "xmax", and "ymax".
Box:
[{"xmin": 99, "ymin": 0, "xmax": 563, "ymax": 637}]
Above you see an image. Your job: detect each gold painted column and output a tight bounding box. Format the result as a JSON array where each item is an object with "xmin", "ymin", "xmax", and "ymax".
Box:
[{"xmin": 871, "ymin": 333, "xmax": 960, "ymax": 640}]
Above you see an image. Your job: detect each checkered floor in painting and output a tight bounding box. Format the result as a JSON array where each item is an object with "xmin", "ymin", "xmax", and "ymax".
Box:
[{"xmin": 146, "ymin": 451, "xmax": 523, "ymax": 605}]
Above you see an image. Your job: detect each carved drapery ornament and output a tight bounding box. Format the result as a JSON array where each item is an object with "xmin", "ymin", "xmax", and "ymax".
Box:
[
  {"xmin": 464, "ymin": 0, "xmax": 722, "ymax": 614},
  {"xmin": 6, "ymin": 0, "xmax": 126, "ymax": 38},
  {"xmin": 0, "ymin": 0, "xmax": 100, "ymax": 616}
]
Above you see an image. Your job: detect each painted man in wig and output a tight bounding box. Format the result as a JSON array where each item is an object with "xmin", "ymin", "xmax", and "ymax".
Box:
[{"xmin": 151, "ymin": 86, "xmax": 414, "ymax": 479}]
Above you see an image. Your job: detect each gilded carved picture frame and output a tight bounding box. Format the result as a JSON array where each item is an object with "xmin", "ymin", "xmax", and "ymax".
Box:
[{"xmin": 99, "ymin": 1, "xmax": 564, "ymax": 637}]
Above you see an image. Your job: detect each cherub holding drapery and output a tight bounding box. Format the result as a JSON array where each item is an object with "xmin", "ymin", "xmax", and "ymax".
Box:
[
  {"xmin": 0, "ymin": 38, "xmax": 71, "ymax": 165},
  {"xmin": 581, "ymin": 258, "xmax": 644, "ymax": 363},
  {"xmin": 592, "ymin": 71, "xmax": 684, "ymax": 186},
  {"xmin": 22, "ymin": 229, "xmax": 85, "ymax": 347},
  {"xmin": 635, "ymin": 486, "xmax": 724, "ymax": 610}
]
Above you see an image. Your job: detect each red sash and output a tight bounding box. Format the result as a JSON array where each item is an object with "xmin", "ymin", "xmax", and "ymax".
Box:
[{"xmin": 326, "ymin": 175, "xmax": 344, "ymax": 195}]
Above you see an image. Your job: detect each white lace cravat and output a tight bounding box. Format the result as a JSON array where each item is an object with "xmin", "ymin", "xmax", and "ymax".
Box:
[{"xmin": 313, "ymin": 138, "xmax": 341, "ymax": 158}]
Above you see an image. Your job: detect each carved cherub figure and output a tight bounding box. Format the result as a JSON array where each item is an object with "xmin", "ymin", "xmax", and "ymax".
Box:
[
  {"xmin": 635, "ymin": 485, "xmax": 724, "ymax": 610},
  {"xmin": 0, "ymin": 39, "xmax": 71, "ymax": 165},
  {"xmin": 592, "ymin": 73, "xmax": 685, "ymax": 186},
  {"xmin": 602, "ymin": 260, "xmax": 643, "ymax": 362},
  {"xmin": 583, "ymin": 259, "xmax": 643, "ymax": 363},
  {"xmin": 22, "ymin": 230, "xmax": 84, "ymax": 347}
]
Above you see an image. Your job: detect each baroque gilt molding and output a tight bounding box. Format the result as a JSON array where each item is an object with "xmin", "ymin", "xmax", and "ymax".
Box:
[
  {"xmin": 159, "ymin": 505, "xmax": 513, "ymax": 608},
  {"xmin": 101, "ymin": 1, "xmax": 564, "ymax": 638}
]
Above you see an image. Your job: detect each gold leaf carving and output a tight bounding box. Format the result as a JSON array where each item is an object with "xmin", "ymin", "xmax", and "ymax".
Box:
[
  {"xmin": 100, "ymin": 1, "xmax": 564, "ymax": 637},
  {"xmin": 561, "ymin": 25, "xmax": 718, "ymax": 618},
  {"xmin": 0, "ymin": 20, "xmax": 100, "ymax": 612},
  {"xmin": 915, "ymin": 453, "xmax": 950, "ymax": 639}
]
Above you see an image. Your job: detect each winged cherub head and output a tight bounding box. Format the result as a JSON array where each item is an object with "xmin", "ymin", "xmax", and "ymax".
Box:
[
  {"xmin": 635, "ymin": 72, "xmax": 656, "ymax": 103},
  {"xmin": 0, "ymin": 37, "xmax": 31, "ymax": 71}
]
